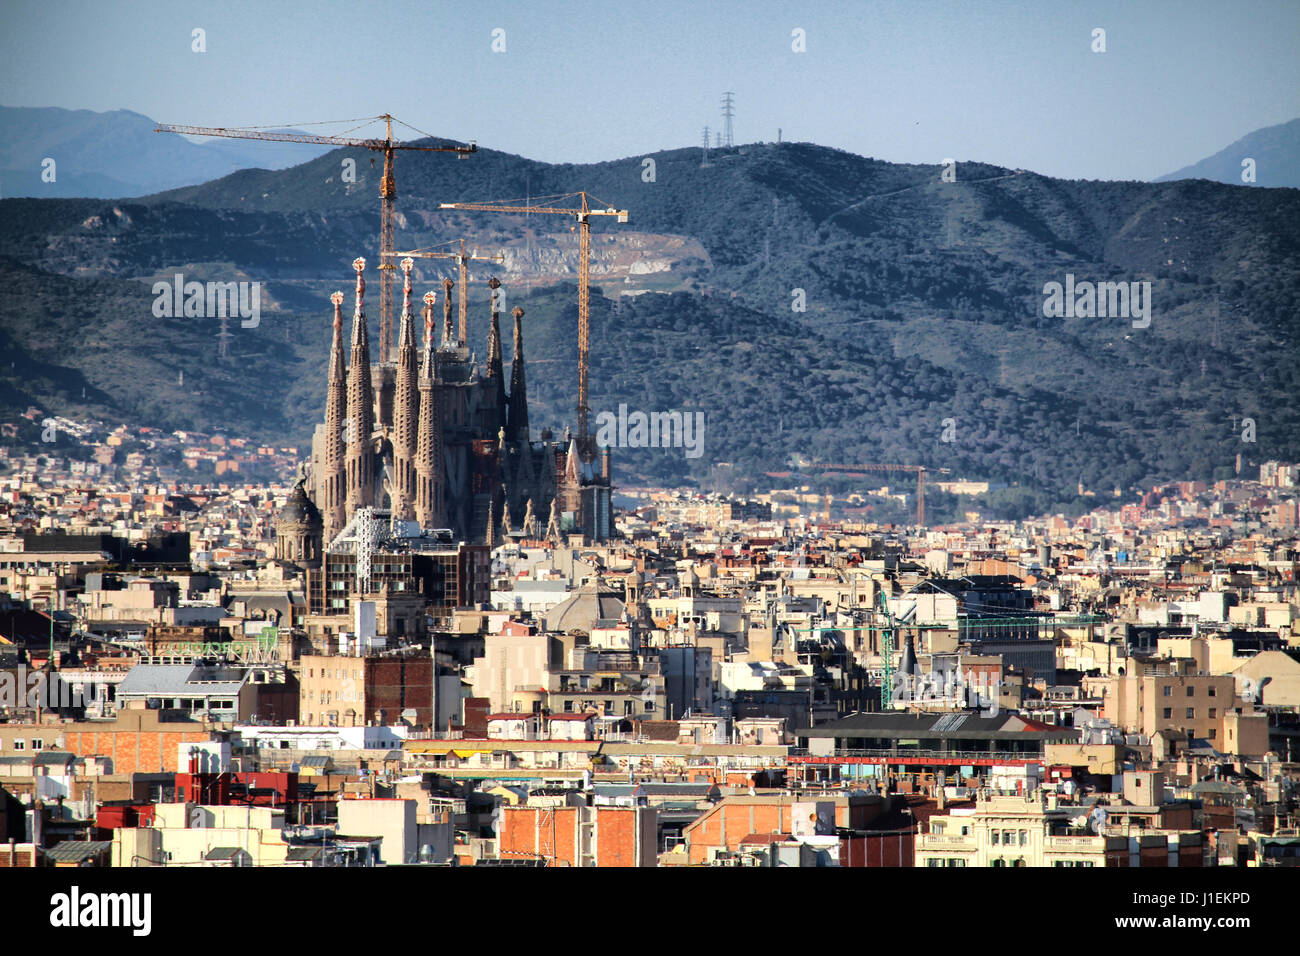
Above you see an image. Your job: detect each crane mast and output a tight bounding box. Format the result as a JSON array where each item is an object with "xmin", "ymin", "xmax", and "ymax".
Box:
[
  {"xmin": 382, "ymin": 239, "xmax": 505, "ymax": 345},
  {"xmin": 815, "ymin": 462, "xmax": 950, "ymax": 526},
  {"xmin": 378, "ymin": 114, "xmax": 397, "ymax": 364},
  {"xmin": 155, "ymin": 115, "xmax": 477, "ymax": 362},
  {"xmin": 439, "ymin": 193, "xmax": 628, "ymax": 458}
]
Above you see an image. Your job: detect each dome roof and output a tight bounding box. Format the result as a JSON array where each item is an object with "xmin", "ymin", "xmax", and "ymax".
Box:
[
  {"xmin": 276, "ymin": 483, "xmax": 322, "ymax": 528},
  {"xmin": 543, "ymin": 581, "xmax": 626, "ymax": 635}
]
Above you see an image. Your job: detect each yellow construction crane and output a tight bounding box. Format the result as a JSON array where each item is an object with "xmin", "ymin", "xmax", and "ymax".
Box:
[
  {"xmin": 382, "ymin": 239, "xmax": 504, "ymax": 346},
  {"xmin": 814, "ymin": 463, "xmax": 951, "ymax": 526},
  {"xmin": 439, "ymin": 192, "xmax": 628, "ymax": 456},
  {"xmin": 155, "ymin": 115, "xmax": 477, "ymax": 363}
]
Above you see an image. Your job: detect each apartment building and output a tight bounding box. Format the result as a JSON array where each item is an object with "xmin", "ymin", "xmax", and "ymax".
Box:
[
  {"xmin": 298, "ymin": 651, "xmax": 434, "ymax": 728},
  {"xmin": 916, "ymin": 791, "xmax": 1205, "ymax": 868},
  {"xmin": 918, "ymin": 792, "xmax": 1121, "ymax": 868},
  {"xmin": 1090, "ymin": 657, "xmax": 1269, "ymax": 755},
  {"xmin": 497, "ymin": 803, "xmax": 658, "ymax": 867}
]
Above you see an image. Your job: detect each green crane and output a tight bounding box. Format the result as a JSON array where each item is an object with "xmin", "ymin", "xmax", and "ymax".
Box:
[{"xmin": 876, "ymin": 586, "xmax": 896, "ymax": 708}]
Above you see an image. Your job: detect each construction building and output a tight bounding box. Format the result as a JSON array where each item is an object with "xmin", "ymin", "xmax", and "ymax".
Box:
[{"xmin": 301, "ymin": 258, "xmax": 611, "ymax": 552}]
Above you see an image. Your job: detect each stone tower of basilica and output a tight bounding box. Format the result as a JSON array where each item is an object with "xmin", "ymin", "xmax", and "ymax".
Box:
[{"xmin": 308, "ymin": 257, "xmax": 613, "ymax": 547}]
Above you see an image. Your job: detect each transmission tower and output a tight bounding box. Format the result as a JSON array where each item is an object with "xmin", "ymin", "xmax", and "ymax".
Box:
[{"xmin": 721, "ymin": 92, "xmax": 735, "ymax": 147}]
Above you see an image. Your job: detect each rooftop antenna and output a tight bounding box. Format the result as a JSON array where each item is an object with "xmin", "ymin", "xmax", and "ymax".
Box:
[{"xmin": 721, "ymin": 92, "xmax": 735, "ymax": 147}]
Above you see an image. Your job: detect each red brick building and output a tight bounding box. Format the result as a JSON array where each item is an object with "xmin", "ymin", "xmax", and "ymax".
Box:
[
  {"xmin": 0, "ymin": 709, "xmax": 215, "ymax": 774},
  {"xmin": 498, "ymin": 804, "xmax": 657, "ymax": 867}
]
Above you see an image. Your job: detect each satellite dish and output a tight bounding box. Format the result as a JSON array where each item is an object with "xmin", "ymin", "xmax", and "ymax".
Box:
[{"xmin": 1089, "ymin": 806, "xmax": 1109, "ymax": 834}]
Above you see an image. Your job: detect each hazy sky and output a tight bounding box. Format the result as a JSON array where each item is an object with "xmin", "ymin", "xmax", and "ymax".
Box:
[{"xmin": 2, "ymin": 0, "xmax": 1297, "ymax": 180}]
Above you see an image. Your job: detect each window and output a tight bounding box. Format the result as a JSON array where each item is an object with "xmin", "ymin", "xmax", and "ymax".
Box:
[
  {"xmin": 991, "ymin": 831, "xmax": 1000, "ymax": 845},
  {"xmin": 32, "ymin": 739, "xmax": 43, "ymax": 750},
  {"xmin": 1208, "ymin": 686, "xmax": 1217, "ymax": 697},
  {"xmin": 563, "ymin": 700, "xmax": 574, "ymax": 713},
  {"xmin": 1209, "ymin": 729, "xmax": 1217, "ymax": 740},
  {"xmin": 1162, "ymin": 686, "xmax": 1172, "ymax": 697},
  {"xmin": 1186, "ymin": 686, "xmax": 1195, "ymax": 697},
  {"xmin": 1162, "ymin": 708, "xmax": 1172, "ymax": 719},
  {"xmin": 644, "ymin": 701, "xmax": 654, "ymax": 712},
  {"xmin": 13, "ymin": 739, "xmax": 24, "ymax": 751},
  {"xmin": 927, "ymin": 859, "xmax": 942, "ymax": 868},
  {"xmin": 1019, "ymin": 830, "xmax": 1028, "ymax": 846},
  {"xmin": 1209, "ymin": 708, "xmax": 1217, "ymax": 719},
  {"xmin": 1186, "ymin": 708, "xmax": 1195, "ymax": 719},
  {"xmin": 948, "ymin": 858, "xmax": 966, "ymax": 867}
]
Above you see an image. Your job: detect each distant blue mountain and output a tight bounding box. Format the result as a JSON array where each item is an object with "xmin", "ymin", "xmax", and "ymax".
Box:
[
  {"xmin": 1155, "ymin": 118, "xmax": 1300, "ymax": 188},
  {"xmin": 0, "ymin": 105, "xmax": 333, "ymax": 198}
]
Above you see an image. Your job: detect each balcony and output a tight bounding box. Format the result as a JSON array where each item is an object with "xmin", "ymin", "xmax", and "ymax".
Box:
[
  {"xmin": 1044, "ymin": 835, "xmax": 1104, "ymax": 849},
  {"xmin": 917, "ymin": 834, "xmax": 975, "ymax": 848},
  {"xmin": 789, "ymin": 747, "xmax": 1041, "ymax": 762}
]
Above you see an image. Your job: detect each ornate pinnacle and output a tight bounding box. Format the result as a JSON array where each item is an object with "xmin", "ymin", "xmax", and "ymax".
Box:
[
  {"xmin": 422, "ymin": 291, "xmax": 436, "ymax": 346},
  {"xmin": 331, "ymin": 291, "xmax": 344, "ymax": 332},
  {"xmin": 401, "ymin": 257, "xmax": 414, "ymax": 314},
  {"xmin": 352, "ymin": 257, "xmax": 366, "ymax": 303}
]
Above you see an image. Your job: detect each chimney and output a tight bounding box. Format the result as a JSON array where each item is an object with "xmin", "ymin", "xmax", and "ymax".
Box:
[{"xmin": 31, "ymin": 801, "xmax": 43, "ymax": 867}]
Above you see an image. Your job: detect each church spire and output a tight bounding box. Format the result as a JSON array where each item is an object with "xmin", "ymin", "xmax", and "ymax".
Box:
[
  {"xmin": 507, "ymin": 306, "xmax": 529, "ymax": 442},
  {"xmin": 391, "ymin": 258, "xmax": 419, "ymax": 522},
  {"xmin": 344, "ymin": 257, "xmax": 376, "ymax": 518},
  {"xmin": 321, "ymin": 289, "xmax": 347, "ymax": 542},
  {"xmin": 545, "ymin": 497, "xmax": 562, "ymax": 544},
  {"xmin": 486, "ymin": 277, "xmax": 507, "ymax": 430},
  {"xmin": 440, "ymin": 277, "xmax": 455, "ymax": 348},
  {"xmin": 415, "ymin": 288, "xmax": 445, "ymax": 529}
]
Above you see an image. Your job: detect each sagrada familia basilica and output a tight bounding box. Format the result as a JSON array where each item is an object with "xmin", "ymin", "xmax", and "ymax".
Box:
[{"xmin": 287, "ymin": 256, "xmax": 611, "ymax": 559}]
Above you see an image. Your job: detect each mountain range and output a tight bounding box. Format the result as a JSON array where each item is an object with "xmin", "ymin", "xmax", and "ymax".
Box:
[
  {"xmin": 6, "ymin": 105, "xmax": 1298, "ymax": 200},
  {"xmin": 1, "ymin": 109, "xmax": 1298, "ymax": 518},
  {"xmin": 1156, "ymin": 118, "xmax": 1300, "ymax": 189},
  {"xmin": 0, "ymin": 106, "xmax": 332, "ymax": 198}
]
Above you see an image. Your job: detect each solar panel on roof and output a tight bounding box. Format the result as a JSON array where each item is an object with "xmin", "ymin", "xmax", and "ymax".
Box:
[{"xmin": 932, "ymin": 713, "xmax": 965, "ymax": 732}]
